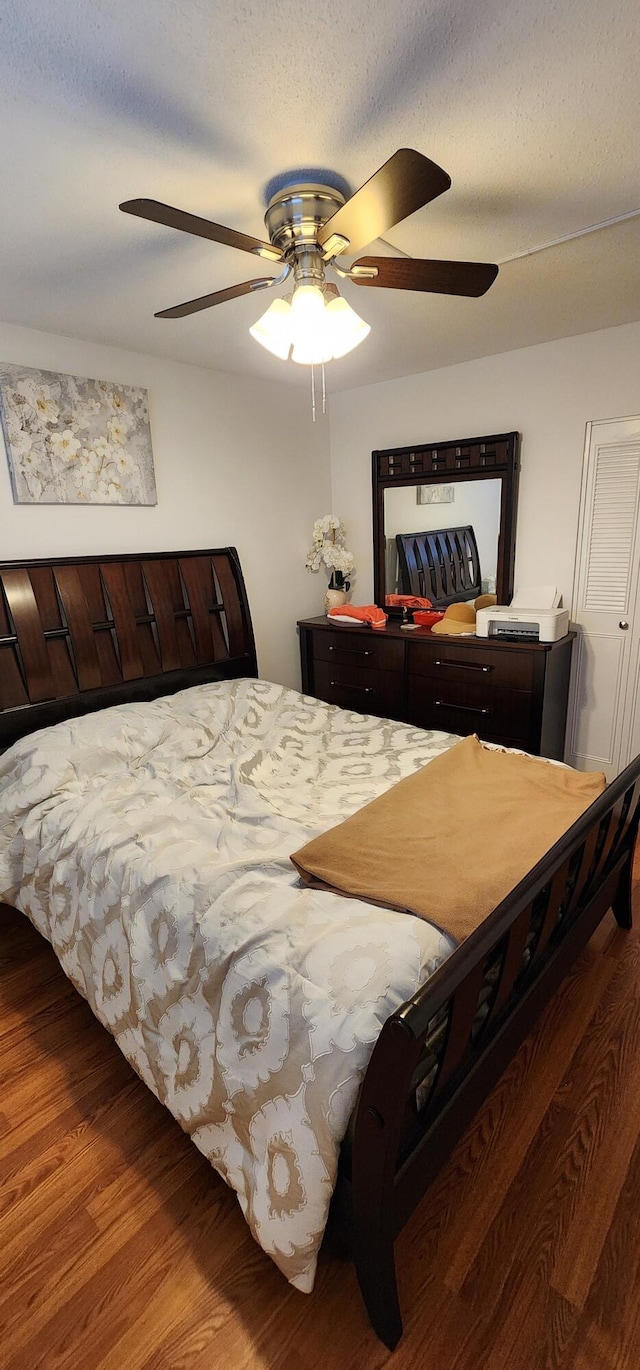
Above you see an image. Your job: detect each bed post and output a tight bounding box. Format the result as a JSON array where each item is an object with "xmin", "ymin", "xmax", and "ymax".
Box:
[
  {"xmin": 350, "ymin": 1016, "xmax": 421, "ymax": 1348},
  {"xmin": 352, "ymin": 1190, "xmax": 401, "ymax": 1350}
]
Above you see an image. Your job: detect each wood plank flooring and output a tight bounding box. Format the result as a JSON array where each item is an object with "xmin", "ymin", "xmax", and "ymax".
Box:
[{"xmin": 2, "ymin": 884, "xmax": 640, "ymax": 1370}]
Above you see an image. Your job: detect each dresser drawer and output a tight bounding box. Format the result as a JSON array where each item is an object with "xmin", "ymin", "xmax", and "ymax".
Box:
[
  {"xmin": 313, "ymin": 660, "xmax": 404, "ymax": 718},
  {"xmin": 408, "ymin": 639, "xmax": 534, "ymax": 691},
  {"xmin": 299, "ymin": 617, "xmax": 573, "ymax": 760},
  {"xmin": 313, "ymin": 629, "xmax": 404, "ymax": 672},
  {"xmin": 408, "ymin": 675, "xmax": 533, "ymax": 742}
]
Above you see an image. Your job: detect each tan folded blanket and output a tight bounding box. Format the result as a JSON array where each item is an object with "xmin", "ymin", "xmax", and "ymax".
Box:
[{"xmin": 291, "ymin": 735, "xmax": 606, "ymax": 943}]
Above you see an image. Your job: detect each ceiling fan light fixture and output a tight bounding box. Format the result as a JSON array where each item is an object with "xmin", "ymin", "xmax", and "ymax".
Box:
[
  {"xmin": 290, "ymin": 339, "xmax": 332, "ymax": 365},
  {"xmin": 324, "ymin": 295, "xmax": 371, "ymax": 359},
  {"xmin": 290, "ymin": 284, "xmax": 334, "ymax": 365},
  {"xmin": 249, "ymin": 297, "xmax": 292, "ymax": 360}
]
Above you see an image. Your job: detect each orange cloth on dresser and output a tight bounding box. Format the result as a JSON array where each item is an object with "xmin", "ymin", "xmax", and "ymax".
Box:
[
  {"xmin": 328, "ymin": 605, "xmax": 388, "ymax": 629},
  {"xmin": 385, "ymin": 593, "xmax": 434, "ymax": 609}
]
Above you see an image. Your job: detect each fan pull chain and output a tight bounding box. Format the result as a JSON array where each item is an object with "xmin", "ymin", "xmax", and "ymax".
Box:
[{"xmin": 309, "ymin": 364, "xmax": 328, "ymax": 422}]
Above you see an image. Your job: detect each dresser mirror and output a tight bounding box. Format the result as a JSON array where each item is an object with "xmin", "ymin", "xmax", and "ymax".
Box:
[{"xmin": 372, "ymin": 432, "xmax": 519, "ymax": 611}]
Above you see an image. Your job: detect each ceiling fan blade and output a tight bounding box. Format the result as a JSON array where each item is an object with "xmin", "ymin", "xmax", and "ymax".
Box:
[
  {"xmin": 351, "ymin": 256, "xmax": 499, "ymax": 297},
  {"xmin": 155, "ymin": 277, "xmax": 275, "ymax": 319},
  {"xmin": 120, "ymin": 198, "xmax": 283, "ymax": 262},
  {"xmin": 317, "ymin": 149, "xmax": 451, "ymax": 258}
]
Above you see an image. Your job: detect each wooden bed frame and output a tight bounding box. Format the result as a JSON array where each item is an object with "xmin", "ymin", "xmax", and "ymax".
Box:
[
  {"xmin": 0, "ymin": 547, "xmax": 257, "ymax": 748},
  {"xmin": 1, "ymin": 548, "xmax": 639, "ymax": 1349}
]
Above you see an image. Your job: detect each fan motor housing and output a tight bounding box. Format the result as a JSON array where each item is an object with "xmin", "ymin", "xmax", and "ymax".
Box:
[{"xmin": 264, "ymin": 183, "xmax": 345, "ymax": 254}]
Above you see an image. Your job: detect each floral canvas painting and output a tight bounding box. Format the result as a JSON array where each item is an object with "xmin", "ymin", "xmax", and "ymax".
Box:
[{"xmin": 0, "ymin": 364, "xmax": 157, "ymax": 505}]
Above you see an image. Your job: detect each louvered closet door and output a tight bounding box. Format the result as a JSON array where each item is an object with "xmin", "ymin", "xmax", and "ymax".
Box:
[{"xmin": 567, "ymin": 415, "xmax": 640, "ymax": 779}]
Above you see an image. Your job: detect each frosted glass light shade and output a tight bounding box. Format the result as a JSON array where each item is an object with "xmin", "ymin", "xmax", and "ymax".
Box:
[
  {"xmin": 249, "ymin": 285, "xmax": 371, "ymax": 365},
  {"xmin": 324, "ymin": 295, "xmax": 371, "ymax": 358},
  {"xmin": 249, "ymin": 297, "xmax": 292, "ymax": 360},
  {"xmin": 290, "ymin": 285, "xmax": 333, "ymax": 366}
]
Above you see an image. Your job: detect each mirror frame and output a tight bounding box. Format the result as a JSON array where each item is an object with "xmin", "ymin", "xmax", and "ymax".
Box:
[{"xmin": 372, "ymin": 431, "xmax": 520, "ymax": 611}]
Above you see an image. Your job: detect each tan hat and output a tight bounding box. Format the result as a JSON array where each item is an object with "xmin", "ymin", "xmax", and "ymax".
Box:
[
  {"xmin": 430, "ymin": 601, "xmax": 477, "ymax": 635},
  {"xmin": 474, "ymin": 593, "xmax": 498, "ymax": 611}
]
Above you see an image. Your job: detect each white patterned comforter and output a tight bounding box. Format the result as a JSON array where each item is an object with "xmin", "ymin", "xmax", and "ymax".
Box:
[{"xmin": 0, "ymin": 678, "xmax": 456, "ymax": 1291}]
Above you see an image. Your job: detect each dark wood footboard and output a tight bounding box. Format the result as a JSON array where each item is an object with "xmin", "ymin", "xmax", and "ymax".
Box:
[{"xmin": 338, "ymin": 755, "xmax": 640, "ymax": 1348}]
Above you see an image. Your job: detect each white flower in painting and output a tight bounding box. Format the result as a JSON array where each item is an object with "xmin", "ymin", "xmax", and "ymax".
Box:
[
  {"xmin": 84, "ymin": 445, "xmax": 102, "ymax": 471},
  {"xmin": 49, "ymin": 429, "xmax": 81, "ymax": 462},
  {"xmin": 72, "ymin": 449, "xmax": 102, "ymax": 495},
  {"xmin": 90, "ymin": 435, "xmax": 111, "ymax": 463},
  {"xmin": 97, "ymin": 385, "xmax": 126, "ymax": 414},
  {"xmin": 94, "ymin": 476, "xmax": 122, "ymax": 502},
  {"xmin": 111, "ymin": 448, "xmax": 134, "ymax": 477},
  {"xmin": 18, "ymin": 445, "xmax": 46, "ymax": 499},
  {"xmin": 73, "ymin": 437, "xmax": 115, "ymax": 496},
  {"xmin": 36, "ymin": 393, "xmax": 60, "ymax": 425},
  {"xmin": 71, "ymin": 397, "xmax": 102, "ymax": 429},
  {"xmin": 94, "ymin": 379, "xmax": 118, "ymax": 405},
  {"xmin": 106, "ymin": 414, "xmax": 130, "ymax": 445},
  {"xmin": 21, "ymin": 448, "xmax": 40, "ymax": 472},
  {"xmin": 92, "ymin": 380, "xmax": 127, "ymax": 414},
  {"xmin": 7, "ymin": 389, "xmax": 25, "ymax": 417},
  {"xmin": 8, "ymin": 425, "xmax": 33, "ymax": 459},
  {"xmin": 13, "ymin": 376, "xmax": 59, "ymax": 428}
]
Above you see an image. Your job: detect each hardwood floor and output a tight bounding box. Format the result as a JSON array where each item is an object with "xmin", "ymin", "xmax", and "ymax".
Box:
[{"xmin": 2, "ymin": 885, "xmax": 640, "ymax": 1370}]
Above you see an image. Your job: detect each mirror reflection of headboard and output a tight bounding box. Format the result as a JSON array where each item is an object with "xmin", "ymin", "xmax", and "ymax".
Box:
[
  {"xmin": 395, "ymin": 524, "xmax": 481, "ymax": 604},
  {"xmin": 372, "ymin": 432, "xmax": 519, "ymax": 611}
]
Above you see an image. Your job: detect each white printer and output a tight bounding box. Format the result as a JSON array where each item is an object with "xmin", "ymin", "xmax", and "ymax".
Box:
[{"xmin": 475, "ymin": 585, "xmax": 569, "ymax": 643}]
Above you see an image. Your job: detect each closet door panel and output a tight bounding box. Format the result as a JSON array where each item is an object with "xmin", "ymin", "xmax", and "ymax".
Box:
[{"xmin": 568, "ymin": 416, "xmax": 640, "ymax": 778}]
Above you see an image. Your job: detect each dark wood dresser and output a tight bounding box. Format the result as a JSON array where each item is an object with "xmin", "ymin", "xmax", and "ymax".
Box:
[{"xmin": 298, "ymin": 617, "xmax": 575, "ymax": 760}]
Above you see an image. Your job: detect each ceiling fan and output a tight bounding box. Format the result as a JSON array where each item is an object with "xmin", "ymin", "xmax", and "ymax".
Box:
[{"xmin": 120, "ymin": 149, "xmax": 499, "ymax": 367}]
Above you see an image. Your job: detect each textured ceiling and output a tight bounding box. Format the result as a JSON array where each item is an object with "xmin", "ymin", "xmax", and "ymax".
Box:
[{"xmin": 0, "ymin": 0, "xmax": 638, "ymax": 390}]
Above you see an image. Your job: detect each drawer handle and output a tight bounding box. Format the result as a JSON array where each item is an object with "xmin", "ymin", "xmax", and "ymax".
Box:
[
  {"xmin": 434, "ymin": 700, "xmax": 491, "ymax": 715},
  {"xmin": 434, "ymin": 660, "xmax": 492, "ymax": 673},
  {"xmin": 328, "ymin": 645, "xmax": 372, "ymax": 657},
  {"xmin": 331, "ymin": 681, "xmax": 374, "ymax": 694}
]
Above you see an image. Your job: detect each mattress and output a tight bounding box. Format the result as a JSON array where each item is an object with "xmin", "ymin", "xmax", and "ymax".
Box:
[{"xmin": 0, "ymin": 678, "xmax": 456, "ymax": 1291}]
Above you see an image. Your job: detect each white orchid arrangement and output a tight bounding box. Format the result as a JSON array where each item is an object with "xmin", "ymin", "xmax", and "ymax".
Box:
[{"xmin": 305, "ymin": 514, "xmax": 355, "ymax": 591}]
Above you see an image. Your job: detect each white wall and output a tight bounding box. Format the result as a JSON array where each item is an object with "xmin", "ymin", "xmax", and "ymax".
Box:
[
  {"xmin": 329, "ymin": 322, "xmax": 640, "ymax": 610},
  {"xmin": 4, "ymin": 318, "xmax": 638, "ymax": 694},
  {"xmin": 0, "ymin": 321, "xmax": 331, "ymax": 689}
]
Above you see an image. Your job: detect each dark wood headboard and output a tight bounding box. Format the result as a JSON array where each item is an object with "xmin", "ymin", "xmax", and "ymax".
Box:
[
  {"xmin": 395, "ymin": 524, "xmax": 481, "ymax": 604},
  {"xmin": 0, "ymin": 547, "xmax": 258, "ymax": 750}
]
